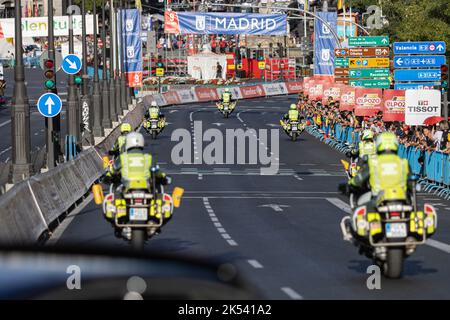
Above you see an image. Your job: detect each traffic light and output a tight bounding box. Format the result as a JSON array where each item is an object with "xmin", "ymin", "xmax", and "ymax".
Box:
[
  {"xmin": 441, "ymin": 64, "xmax": 449, "ymax": 91},
  {"xmin": 75, "ymin": 71, "xmax": 82, "ymax": 86},
  {"xmin": 44, "ymin": 59, "xmax": 55, "ymax": 90},
  {"xmin": 156, "ymin": 61, "xmax": 164, "ymax": 68},
  {"xmin": 257, "ymin": 49, "xmax": 264, "ymax": 61}
]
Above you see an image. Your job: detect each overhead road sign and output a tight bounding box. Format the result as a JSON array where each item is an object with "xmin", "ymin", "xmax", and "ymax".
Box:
[
  {"xmin": 394, "ymin": 82, "xmax": 438, "ymax": 90},
  {"xmin": 334, "ymin": 47, "xmax": 389, "ymax": 58},
  {"xmin": 349, "ymin": 68, "xmax": 389, "ymax": 78},
  {"xmin": 349, "ymin": 79, "xmax": 390, "ymax": 88},
  {"xmin": 334, "ymin": 58, "xmax": 349, "ymax": 68},
  {"xmin": 348, "ymin": 36, "xmax": 389, "ymax": 47},
  {"xmin": 394, "ymin": 55, "xmax": 446, "ymax": 68},
  {"xmin": 37, "ymin": 93, "xmax": 62, "ymax": 118},
  {"xmin": 61, "ymin": 54, "xmax": 82, "ymax": 75},
  {"xmin": 349, "ymin": 58, "xmax": 389, "ymax": 68},
  {"xmin": 394, "ymin": 69, "xmax": 441, "ymax": 82},
  {"xmin": 393, "ymin": 41, "xmax": 446, "ymax": 55},
  {"xmin": 334, "ymin": 68, "xmax": 349, "ymax": 76}
]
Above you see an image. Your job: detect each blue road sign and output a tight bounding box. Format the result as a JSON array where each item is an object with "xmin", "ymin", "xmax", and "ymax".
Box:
[
  {"xmin": 393, "ymin": 41, "xmax": 446, "ymax": 55},
  {"xmin": 37, "ymin": 93, "xmax": 62, "ymax": 118},
  {"xmin": 394, "ymin": 82, "xmax": 438, "ymax": 90},
  {"xmin": 394, "ymin": 55, "xmax": 446, "ymax": 68},
  {"xmin": 394, "ymin": 69, "xmax": 441, "ymax": 82},
  {"xmin": 61, "ymin": 54, "xmax": 82, "ymax": 75}
]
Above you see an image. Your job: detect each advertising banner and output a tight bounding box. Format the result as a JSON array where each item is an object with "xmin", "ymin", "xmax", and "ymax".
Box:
[
  {"xmin": 339, "ymin": 85, "xmax": 356, "ymax": 111},
  {"xmin": 216, "ymin": 87, "xmax": 243, "ymax": 100},
  {"xmin": 383, "ymin": 90, "xmax": 405, "ymax": 122},
  {"xmin": 314, "ymin": 12, "xmax": 338, "ymax": 76},
  {"xmin": 285, "ymin": 81, "xmax": 304, "ymax": 94},
  {"xmin": 177, "ymin": 89, "xmax": 198, "ymax": 103},
  {"xmin": 322, "ymin": 83, "xmax": 343, "ymax": 104},
  {"xmin": 309, "ymin": 81, "xmax": 325, "ymax": 101},
  {"xmin": 0, "ymin": 15, "xmax": 95, "ymax": 38},
  {"xmin": 164, "ymin": 12, "xmax": 287, "ymax": 35},
  {"xmin": 195, "ymin": 87, "xmax": 220, "ymax": 101},
  {"xmin": 354, "ymin": 88, "xmax": 383, "ymax": 116},
  {"xmin": 152, "ymin": 94, "xmax": 167, "ymax": 107},
  {"xmin": 263, "ymin": 83, "xmax": 288, "ymax": 96},
  {"xmin": 163, "ymin": 91, "xmax": 181, "ymax": 105},
  {"xmin": 121, "ymin": 9, "xmax": 143, "ymax": 87},
  {"xmin": 405, "ymin": 89, "xmax": 441, "ymax": 125},
  {"xmin": 240, "ymin": 85, "xmax": 266, "ymax": 99}
]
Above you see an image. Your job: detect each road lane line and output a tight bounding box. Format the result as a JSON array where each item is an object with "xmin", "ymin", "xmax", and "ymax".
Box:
[
  {"xmin": 0, "ymin": 146, "xmax": 12, "ymax": 156},
  {"xmin": 0, "ymin": 120, "xmax": 11, "ymax": 128},
  {"xmin": 247, "ymin": 259, "xmax": 263, "ymax": 269},
  {"xmin": 227, "ymin": 240, "xmax": 238, "ymax": 246},
  {"xmin": 326, "ymin": 197, "xmax": 450, "ymax": 255},
  {"xmin": 293, "ymin": 174, "xmax": 303, "ymax": 181},
  {"xmin": 281, "ymin": 287, "xmax": 303, "ymax": 300},
  {"xmin": 203, "ymin": 197, "xmax": 238, "ymax": 247}
]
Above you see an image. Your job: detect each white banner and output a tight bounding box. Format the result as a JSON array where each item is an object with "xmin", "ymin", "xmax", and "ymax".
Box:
[
  {"xmin": 0, "ymin": 15, "xmax": 96, "ymax": 38},
  {"xmin": 152, "ymin": 94, "xmax": 167, "ymax": 106},
  {"xmin": 177, "ymin": 89, "xmax": 198, "ymax": 103},
  {"xmin": 263, "ymin": 83, "xmax": 288, "ymax": 96},
  {"xmin": 405, "ymin": 89, "xmax": 441, "ymax": 125},
  {"xmin": 216, "ymin": 86, "xmax": 243, "ymax": 100}
]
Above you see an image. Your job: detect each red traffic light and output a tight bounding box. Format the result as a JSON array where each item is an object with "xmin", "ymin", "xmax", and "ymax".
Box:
[
  {"xmin": 44, "ymin": 59, "xmax": 54, "ymax": 69},
  {"xmin": 441, "ymin": 65, "xmax": 449, "ymax": 81}
]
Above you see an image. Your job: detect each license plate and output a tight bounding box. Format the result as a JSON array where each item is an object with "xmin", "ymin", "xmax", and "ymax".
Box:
[
  {"xmin": 292, "ymin": 126, "xmax": 297, "ymax": 131},
  {"xmin": 151, "ymin": 124, "xmax": 157, "ymax": 129},
  {"xmin": 386, "ymin": 223, "xmax": 407, "ymax": 238},
  {"xmin": 129, "ymin": 208, "xmax": 148, "ymax": 221},
  {"xmin": 224, "ymin": 107, "xmax": 228, "ymax": 111}
]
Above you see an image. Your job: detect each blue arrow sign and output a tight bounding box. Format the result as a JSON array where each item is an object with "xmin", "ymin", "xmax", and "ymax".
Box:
[
  {"xmin": 393, "ymin": 41, "xmax": 446, "ymax": 55},
  {"xmin": 61, "ymin": 54, "xmax": 82, "ymax": 75},
  {"xmin": 394, "ymin": 82, "xmax": 439, "ymax": 90},
  {"xmin": 37, "ymin": 93, "xmax": 62, "ymax": 118},
  {"xmin": 394, "ymin": 55, "xmax": 446, "ymax": 68},
  {"xmin": 394, "ymin": 69, "xmax": 441, "ymax": 81}
]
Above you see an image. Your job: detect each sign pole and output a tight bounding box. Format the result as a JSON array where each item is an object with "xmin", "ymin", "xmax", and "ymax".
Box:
[
  {"xmin": 109, "ymin": 0, "xmax": 118, "ymax": 123},
  {"xmin": 10, "ymin": 0, "xmax": 32, "ymax": 183},
  {"xmin": 114, "ymin": 1, "xmax": 122, "ymax": 116},
  {"xmin": 81, "ymin": 0, "xmax": 93, "ymax": 146},
  {"xmin": 119, "ymin": 0, "xmax": 127, "ymax": 111},
  {"xmin": 92, "ymin": 0, "xmax": 105, "ymax": 138},
  {"xmin": 101, "ymin": 0, "xmax": 112, "ymax": 129}
]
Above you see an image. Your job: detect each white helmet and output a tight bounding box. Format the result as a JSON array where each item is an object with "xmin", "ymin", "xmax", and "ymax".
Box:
[
  {"xmin": 151, "ymin": 101, "xmax": 157, "ymax": 107},
  {"xmin": 125, "ymin": 132, "xmax": 145, "ymax": 151}
]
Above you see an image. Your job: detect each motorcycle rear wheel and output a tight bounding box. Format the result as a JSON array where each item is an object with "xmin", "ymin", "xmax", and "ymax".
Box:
[
  {"xmin": 384, "ymin": 247, "xmax": 404, "ymax": 279},
  {"xmin": 131, "ymin": 229, "xmax": 146, "ymax": 251}
]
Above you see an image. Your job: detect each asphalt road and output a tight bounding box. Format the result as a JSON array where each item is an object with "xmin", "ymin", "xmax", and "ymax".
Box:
[
  {"xmin": 52, "ymin": 95, "xmax": 450, "ymax": 299},
  {"xmin": 0, "ymin": 68, "xmax": 69, "ymax": 162}
]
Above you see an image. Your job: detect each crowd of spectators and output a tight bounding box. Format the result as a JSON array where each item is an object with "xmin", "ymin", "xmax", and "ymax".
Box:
[{"xmin": 297, "ymin": 93, "xmax": 450, "ymax": 155}]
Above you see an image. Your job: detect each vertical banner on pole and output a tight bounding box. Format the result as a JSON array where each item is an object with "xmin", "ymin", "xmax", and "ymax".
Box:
[
  {"xmin": 120, "ymin": 9, "xmax": 143, "ymax": 87},
  {"xmin": 314, "ymin": 12, "xmax": 337, "ymax": 76}
]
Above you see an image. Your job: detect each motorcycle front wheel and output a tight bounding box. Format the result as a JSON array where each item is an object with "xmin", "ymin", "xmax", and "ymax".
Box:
[
  {"xmin": 152, "ymin": 131, "xmax": 157, "ymax": 139},
  {"xmin": 384, "ymin": 247, "xmax": 404, "ymax": 279},
  {"xmin": 131, "ymin": 228, "xmax": 146, "ymax": 251},
  {"xmin": 291, "ymin": 133, "xmax": 297, "ymax": 141}
]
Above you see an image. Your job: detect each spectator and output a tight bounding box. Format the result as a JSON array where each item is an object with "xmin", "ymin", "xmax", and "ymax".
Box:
[{"xmin": 216, "ymin": 62, "xmax": 223, "ymax": 79}]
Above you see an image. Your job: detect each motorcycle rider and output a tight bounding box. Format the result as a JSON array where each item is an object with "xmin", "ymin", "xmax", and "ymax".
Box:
[
  {"xmin": 281, "ymin": 104, "xmax": 303, "ymax": 134},
  {"xmin": 109, "ymin": 122, "xmax": 132, "ymax": 157},
  {"xmin": 347, "ymin": 129, "xmax": 376, "ymax": 164},
  {"xmin": 340, "ymin": 132, "xmax": 412, "ymax": 211},
  {"xmin": 144, "ymin": 101, "xmax": 165, "ymax": 132}
]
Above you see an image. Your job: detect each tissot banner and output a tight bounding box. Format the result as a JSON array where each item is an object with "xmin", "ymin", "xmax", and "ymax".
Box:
[
  {"xmin": 164, "ymin": 12, "xmax": 287, "ymax": 35},
  {"xmin": 314, "ymin": 12, "xmax": 338, "ymax": 76},
  {"xmin": 120, "ymin": 9, "xmax": 143, "ymax": 87}
]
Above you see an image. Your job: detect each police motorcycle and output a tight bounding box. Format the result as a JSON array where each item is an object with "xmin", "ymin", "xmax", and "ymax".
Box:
[
  {"xmin": 143, "ymin": 103, "xmax": 165, "ymax": 139},
  {"xmin": 340, "ymin": 176, "xmax": 437, "ymax": 279},
  {"xmin": 280, "ymin": 105, "xmax": 305, "ymax": 141},
  {"xmin": 216, "ymin": 89, "xmax": 237, "ymax": 118},
  {"xmin": 93, "ymin": 159, "xmax": 184, "ymax": 251}
]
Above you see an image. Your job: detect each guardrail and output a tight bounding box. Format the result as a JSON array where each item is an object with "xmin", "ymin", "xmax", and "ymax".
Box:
[{"xmin": 306, "ymin": 122, "xmax": 450, "ymax": 199}]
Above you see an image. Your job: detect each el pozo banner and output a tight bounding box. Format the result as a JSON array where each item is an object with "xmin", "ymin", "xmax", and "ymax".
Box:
[
  {"xmin": 0, "ymin": 15, "xmax": 95, "ymax": 38},
  {"xmin": 164, "ymin": 12, "xmax": 287, "ymax": 35}
]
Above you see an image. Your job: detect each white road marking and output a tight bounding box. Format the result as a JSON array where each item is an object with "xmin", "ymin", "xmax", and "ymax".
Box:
[
  {"xmin": 227, "ymin": 240, "xmax": 238, "ymax": 246},
  {"xmin": 293, "ymin": 174, "xmax": 303, "ymax": 181},
  {"xmin": 0, "ymin": 120, "xmax": 11, "ymax": 128},
  {"xmin": 247, "ymin": 259, "xmax": 263, "ymax": 269},
  {"xmin": 202, "ymin": 197, "xmax": 238, "ymax": 247},
  {"xmin": 326, "ymin": 197, "xmax": 450, "ymax": 255},
  {"xmin": 281, "ymin": 287, "xmax": 303, "ymax": 300},
  {"xmin": 0, "ymin": 146, "xmax": 12, "ymax": 156},
  {"xmin": 198, "ymin": 174, "xmax": 203, "ymax": 180}
]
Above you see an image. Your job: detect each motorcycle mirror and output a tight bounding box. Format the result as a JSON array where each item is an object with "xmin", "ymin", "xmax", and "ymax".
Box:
[
  {"xmin": 102, "ymin": 156, "xmax": 110, "ymax": 169},
  {"xmin": 92, "ymin": 184, "xmax": 104, "ymax": 205},
  {"xmin": 340, "ymin": 159, "xmax": 350, "ymax": 171},
  {"xmin": 172, "ymin": 187, "xmax": 184, "ymax": 208}
]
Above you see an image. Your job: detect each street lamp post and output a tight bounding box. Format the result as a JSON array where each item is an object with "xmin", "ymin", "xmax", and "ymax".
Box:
[
  {"xmin": 66, "ymin": 0, "xmax": 80, "ymax": 140},
  {"xmin": 101, "ymin": 0, "xmax": 112, "ymax": 128},
  {"xmin": 10, "ymin": 0, "xmax": 32, "ymax": 183},
  {"xmin": 114, "ymin": 1, "xmax": 122, "ymax": 117},
  {"xmin": 108, "ymin": 0, "xmax": 117, "ymax": 123},
  {"xmin": 119, "ymin": 0, "xmax": 127, "ymax": 111},
  {"xmin": 92, "ymin": 0, "xmax": 104, "ymax": 137},
  {"xmin": 80, "ymin": 0, "xmax": 94, "ymax": 145}
]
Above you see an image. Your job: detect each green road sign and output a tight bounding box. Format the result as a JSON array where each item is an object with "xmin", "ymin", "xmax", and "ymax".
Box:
[
  {"xmin": 349, "ymin": 79, "xmax": 390, "ymax": 88},
  {"xmin": 334, "ymin": 57, "xmax": 349, "ymax": 68},
  {"xmin": 348, "ymin": 36, "xmax": 389, "ymax": 47},
  {"xmin": 349, "ymin": 68, "xmax": 390, "ymax": 79}
]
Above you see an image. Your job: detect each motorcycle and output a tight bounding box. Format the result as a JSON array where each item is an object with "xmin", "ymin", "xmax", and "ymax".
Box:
[
  {"xmin": 92, "ymin": 164, "xmax": 184, "ymax": 250},
  {"xmin": 143, "ymin": 118, "xmax": 163, "ymax": 139},
  {"xmin": 340, "ymin": 177, "xmax": 437, "ymax": 279},
  {"xmin": 216, "ymin": 101, "xmax": 237, "ymax": 118},
  {"xmin": 280, "ymin": 120, "xmax": 305, "ymax": 141}
]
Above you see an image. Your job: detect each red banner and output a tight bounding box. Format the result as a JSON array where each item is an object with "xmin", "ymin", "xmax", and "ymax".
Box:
[
  {"xmin": 354, "ymin": 88, "xmax": 383, "ymax": 116},
  {"xmin": 309, "ymin": 81, "xmax": 326, "ymax": 101},
  {"xmin": 239, "ymin": 85, "xmax": 265, "ymax": 99},
  {"xmin": 339, "ymin": 85, "xmax": 356, "ymax": 111},
  {"xmin": 285, "ymin": 81, "xmax": 303, "ymax": 94},
  {"xmin": 194, "ymin": 87, "xmax": 219, "ymax": 101},
  {"xmin": 163, "ymin": 91, "xmax": 181, "ymax": 105},
  {"xmin": 322, "ymin": 83, "xmax": 343, "ymax": 104},
  {"xmin": 383, "ymin": 89, "xmax": 405, "ymax": 122}
]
